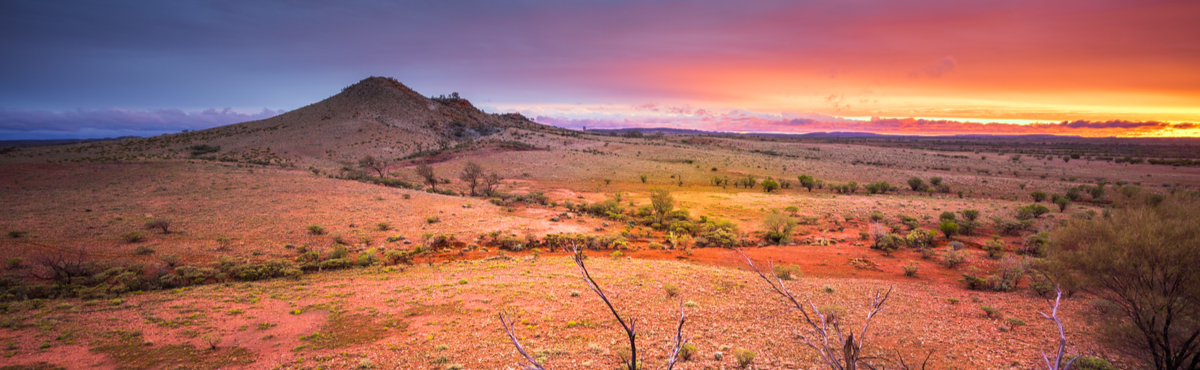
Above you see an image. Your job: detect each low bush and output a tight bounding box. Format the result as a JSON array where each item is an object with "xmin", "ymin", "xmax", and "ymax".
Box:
[
  {"xmin": 678, "ymin": 342, "xmax": 697, "ymax": 361},
  {"xmin": 734, "ymin": 348, "xmax": 755, "ymax": 368},
  {"xmin": 663, "ymin": 283, "xmax": 679, "ymax": 297},
  {"xmin": 772, "ymin": 264, "xmax": 802, "ymax": 280},
  {"xmin": 1062, "ymin": 356, "xmax": 1118, "ymax": 370},
  {"xmin": 144, "ymin": 219, "xmax": 171, "ymax": 234},
  {"xmin": 307, "ymin": 225, "xmax": 325, "ymax": 235},
  {"xmin": 983, "ymin": 239, "xmax": 1005, "ymax": 259},
  {"xmin": 121, "ymin": 231, "xmax": 145, "ymax": 243},
  {"xmin": 902, "ymin": 263, "xmax": 919, "ymax": 277},
  {"xmin": 133, "ymin": 245, "xmax": 155, "ymax": 255},
  {"xmin": 943, "ymin": 250, "xmax": 966, "ymax": 269}
]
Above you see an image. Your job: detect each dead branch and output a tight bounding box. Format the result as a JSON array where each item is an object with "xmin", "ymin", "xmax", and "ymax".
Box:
[
  {"xmin": 566, "ymin": 243, "xmax": 640, "ymax": 370},
  {"xmin": 1039, "ymin": 286, "xmax": 1077, "ymax": 370},
  {"xmin": 499, "ymin": 311, "xmax": 550, "ymax": 370},
  {"xmin": 738, "ymin": 249, "xmax": 895, "ymax": 370},
  {"xmin": 500, "ymin": 242, "xmax": 688, "ymax": 370}
]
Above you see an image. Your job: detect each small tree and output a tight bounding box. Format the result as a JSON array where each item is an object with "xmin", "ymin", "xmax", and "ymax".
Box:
[
  {"xmin": 761, "ymin": 178, "xmax": 780, "ymax": 193},
  {"xmin": 640, "ymin": 174, "xmax": 648, "ymax": 183},
  {"xmin": 1053, "ymin": 195, "xmax": 1070, "ymax": 212},
  {"xmin": 358, "ymin": 155, "xmax": 388, "ymax": 178},
  {"xmin": 460, "ymin": 161, "xmax": 485, "ymax": 196},
  {"xmin": 962, "ymin": 209, "xmax": 980, "ymax": 222},
  {"xmin": 650, "ymin": 188, "xmax": 674, "ymax": 223},
  {"xmin": 1052, "ymin": 192, "xmax": 1200, "ymax": 370},
  {"xmin": 415, "ymin": 162, "xmax": 437, "ymax": 190},
  {"xmin": 799, "ymin": 174, "xmax": 817, "ymax": 192},
  {"xmin": 1031, "ymin": 191, "xmax": 1048, "ymax": 203},
  {"xmin": 482, "ymin": 172, "xmax": 503, "ymax": 196},
  {"xmin": 939, "ymin": 221, "xmax": 959, "ymax": 239},
  {"xmin": 761, "ymin": 212, "xmax": 796, "ymax": 244},
  {"xmin": 907, "ymin": 177, "xmax": 926, "ymax": 191}
]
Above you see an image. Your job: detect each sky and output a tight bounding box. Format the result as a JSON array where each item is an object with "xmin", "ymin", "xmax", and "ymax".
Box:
[{"xmin": 1, "ymin": 0, "xmax": 1198, "ymax": 139}]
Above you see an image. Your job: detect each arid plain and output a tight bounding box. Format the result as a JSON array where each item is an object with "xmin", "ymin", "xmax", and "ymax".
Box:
[{"xmin": 2, "ymin": 78, "xmax": 1198, "ymax": 370}]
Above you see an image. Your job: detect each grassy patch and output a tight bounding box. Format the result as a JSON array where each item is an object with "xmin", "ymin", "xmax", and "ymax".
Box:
[
  {"xmin": 299, "ymin": 313, "xmax": 393, "ymax": 350},
  {"xmin": 90, "ymin": 330, "xmax": 255, "ymax": 370},
  {"xmin": 400, "ymin": 301, "xmax": 464, "ymax": 318}
]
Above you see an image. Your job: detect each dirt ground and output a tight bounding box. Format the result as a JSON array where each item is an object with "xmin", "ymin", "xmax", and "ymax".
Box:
[{"xmin": 2, "ymin": 132, "xmax": 1194, "ymax": 369}]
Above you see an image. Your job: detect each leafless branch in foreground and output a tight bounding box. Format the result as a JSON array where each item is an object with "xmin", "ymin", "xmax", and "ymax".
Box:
[
  {"xmin": 499, "ymin": 242, "xmax": 688, "ymax": 370},
  {"xmin": 566, "ymin": 242, "xmax": 641, "ymax": 370},
  {"xmin": 665, "ymin": 298, "xmax": 690, "ymax": 370},
  {"xmin": 1039, "ymin": 286, "xmax": 1077, "ymax": 370},
  {"xmin": 738, "ymin": 249, "xmax": 896, "ymax": 370},
  {"xmin": 499, "ymin": 311, "xmax": 550, "ymax": 370}
]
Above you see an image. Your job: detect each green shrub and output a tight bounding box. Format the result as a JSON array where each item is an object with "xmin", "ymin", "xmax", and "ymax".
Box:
[
  {"xmin": 6, "ymin": 257, "xmax": 23, "ymax": 269},
  {"xmin": 307, "ymin": 225, "xmax": 325, "ymax": 235},
  {"xmin": 1062, "ymin": 356, "xmax": 1118, "ymax": 370},
  {"xmin": 961, "ymin": 209, "xmax": 980, "ymax": 222},
  {"xmin": 902, "ymin": 263, "xmax": 919, "ymax": 277},
  {"xmin": 981, "ymin": 305, "xmax": 1001, "ymax": 318},
  {"xmin": 939, "ymin": 220, "xmax": 959, "ymax": 239},
  {"xmin": 983, "ymin": 239, "xmax": 1005, "ymax": 259},
  {"xmin": 761, "ymin": 212, "xmax": 795, "ymax": 245},
  {"xmin": 121, "ymin": 231, "xmax": 146, "ymax": 243},
  {"xmin": 7, "ymin": 230, "xmax": 28, "ymax": 238},
  {"xmin": 663, "ymin": 283, "xmax": 679, "ymax": 297},
  {"xmin": 1022, "ymin": 231, "xmax": 1050, "ymax": 257},
  {"xmin": 377, "ymin": 222, "xmax": 391, "ymax": 231},
  {"xmin": 948, "ymin": 241, "xmax": 964, "ymax": 250},
  {"xmin": 1005, "ymin": 317, "xmax": 1025, "ymax": 329},
  {"xmin": 905, "ymin": 228, "xmax": 935, "ymax": 249},
  {"xmin": 734, "ymin": 348, "xmax": 755, "ymax": 368},
  {"xmin": 134, "ymin": 245, "xmax": 155, "ymax": 255},
  {"xmin": 426, "ymin": 216, "xmax": 440, "ymax": 224},
  {"xmin": 819, "ymin": 304, "xmax": 846, "ymax": 323},
  {"xmin": 943, "ymin": 250, "xmax": 966, "ymax": 269},
  {"xmin": 939, "ymin": 211, "xmax": 956, "ymax": 222},
  {"xmin": 144, "ymin": 219, "xmax": 172, "ymax": 234},
  {"xmin": 678, "ymin": 342, "xmax": 697, "ymax": 361},
  {"xmin": 772, "ymin": 264, "xmax": 802, "ymax": 280}
]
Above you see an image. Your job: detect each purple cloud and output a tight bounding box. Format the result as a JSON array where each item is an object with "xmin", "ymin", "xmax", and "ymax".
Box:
[
  {"xmin": 910, "ymin": 57, "xmax": 957, "ymax": 78},
  {"xmin": 0, "ymin": 107, "xmax": 285, "ymax": 135}
]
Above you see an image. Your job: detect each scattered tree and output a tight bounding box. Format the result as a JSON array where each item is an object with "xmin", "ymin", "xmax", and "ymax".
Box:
[
  {"xmin": 1053, "ymin": 195, "xmax": 1071, "ymax": 212},
  {"xmin": 650, "ymin": 188, "xmax": 675, "ymax": 223},
  {"xmin": 460, "ymin": 161, "xmax": 485, "ymax": 196},
  {"xmin": 908, "ymin": 177, "xmax": 926, "ymax": 191},
  {"xmin": 761, "ymin": 178, "xmax": 780, "ymax": 193},
  {"xmin": 358, "ymin": 155, "xmax": 388, "ymax": 178},
  {"xmin": 1031, "ymin": 191, "xmax": 1048, "ymax": 203},
  {"xmin": 482, "ymin": 172, "xmax": 503, "ymax": 196},
  {"xmin": 761, "ymin": 211, "xmax": 796, "ymax": 244},
  {"xmin": 415, "ymin": 162, "xmax": 437, "ymax": 190},
  {"xmin": 1052, "ymin": 192, "xmax": 1200, "ymax": 370},
  {"xmin": 799, "ymin": 174, "xmax": 817, "ymax": 192}
]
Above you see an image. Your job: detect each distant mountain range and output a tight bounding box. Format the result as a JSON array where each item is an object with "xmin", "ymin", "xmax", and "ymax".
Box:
[{"xmin": 586, "ymin": 127, "xmax": 1081, "ymax": 139}]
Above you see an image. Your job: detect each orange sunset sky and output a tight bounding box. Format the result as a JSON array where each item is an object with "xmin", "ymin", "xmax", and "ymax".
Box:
[{"xmin": 1, "ymin": 0, "xmax": 1198, "ymax": 138}]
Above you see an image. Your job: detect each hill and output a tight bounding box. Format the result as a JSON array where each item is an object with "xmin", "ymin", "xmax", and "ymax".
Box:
[{"xmin": 6, "ymin": 77, "xmax": 547, "ymax": 168}]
